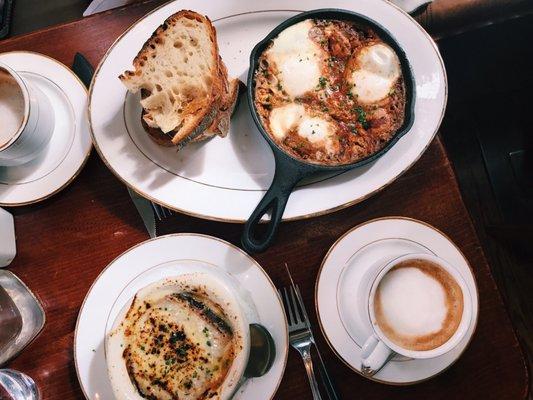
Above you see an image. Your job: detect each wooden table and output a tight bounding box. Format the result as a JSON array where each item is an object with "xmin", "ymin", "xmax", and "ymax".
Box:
[{"xmin": 0, "ymin": 1, "xmax": 529, "ymax": 399}]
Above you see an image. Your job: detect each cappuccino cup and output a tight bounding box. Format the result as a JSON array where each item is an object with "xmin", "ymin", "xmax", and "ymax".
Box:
[
  {"xmin": 0, "ymin": 62, "xmax": 55, "ymax": 167},
  {"xmin": 361, "ymin": 253, "xmax": 473, "ymax": 376}
]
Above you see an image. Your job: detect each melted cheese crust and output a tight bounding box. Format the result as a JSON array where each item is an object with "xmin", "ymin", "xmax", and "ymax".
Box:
[
  {"xmin": 122, "ymin": 292, "xmax": 235, "ymax": 400},
  {"xmin": 107, "ymin": 274, "xmax": 248, "ymax": 400}
]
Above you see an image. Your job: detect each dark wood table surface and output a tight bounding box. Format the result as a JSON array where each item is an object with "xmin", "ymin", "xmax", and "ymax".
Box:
[{"xmin": 0, "ymin": 1, "xmax": 529, "ymax": 399}]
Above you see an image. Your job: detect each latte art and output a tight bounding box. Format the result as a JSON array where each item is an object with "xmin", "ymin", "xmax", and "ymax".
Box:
[
  {"xmin": 0, "ymin": 69, "xmax": 25, "ymax": 148},
  {"xmin": 374, "ymin": 259, "xmax": 464, "ymax": 351}
]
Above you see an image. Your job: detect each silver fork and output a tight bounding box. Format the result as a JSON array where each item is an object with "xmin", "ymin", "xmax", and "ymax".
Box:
[
  {"xmin": 150, "ymin": 201, "xmax": 173, "ymax": 221},
  {"xmin": 280, "ymin": 264, "xmax": 340, "ymax": 400},
  {"xmin": 279, "ymin": 284, "xmax": 323, "ymax": 400}
]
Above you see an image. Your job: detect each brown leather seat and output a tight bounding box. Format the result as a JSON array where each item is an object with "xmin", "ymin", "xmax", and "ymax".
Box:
[{"xmin": 414, "ymin": 0, "xmax": 533, "ymax": 39}]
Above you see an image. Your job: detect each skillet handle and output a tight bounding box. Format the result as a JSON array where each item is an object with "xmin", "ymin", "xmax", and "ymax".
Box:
[{"xmin": 241, "ymin": 154, "xmax": 307, "ymax": 254}]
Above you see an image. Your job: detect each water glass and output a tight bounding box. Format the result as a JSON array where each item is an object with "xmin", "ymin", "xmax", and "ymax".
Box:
[{"xmin": 0, "ymin": 369, "xmax": 40, "ymax": 400}]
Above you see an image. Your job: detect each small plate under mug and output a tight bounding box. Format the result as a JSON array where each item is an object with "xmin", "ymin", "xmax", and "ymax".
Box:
[
  {"xmin": 0, "ymin": 52, "xmax": 92, "ymax": 206},
  {"xmin": 74, "ymin": 233, "xmax": 288, "ymax": 399},
  {"xmin": 315, "ymin": 217, "xmax": 479, "ymax": 384}
]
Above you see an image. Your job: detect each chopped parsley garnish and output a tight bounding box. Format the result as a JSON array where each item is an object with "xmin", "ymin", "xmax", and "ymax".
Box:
[
  {"xmin": 170, "ymin": 330, "xmax": 186, "ymax": 344},
  {"xmin": 165, "ymin": 358, "xmax": 176, "ymax": 365},
  {"xmin": 277, "ymin": 82, "xmax": 283, "ymax": 91},
  {"xmin": 318, "ymin": 76, "xmax": 327, "ymax": 89},
  {"xmin": 175, "ymin": 343, "xmax": 191, "ymax": 359},
  {"xmin": 206, "ymin": 340, "xmax": 212, "ymax": 347},
  {"xmin": 355, "ymin": 106, "xmax": 369, "ymax": 129}
]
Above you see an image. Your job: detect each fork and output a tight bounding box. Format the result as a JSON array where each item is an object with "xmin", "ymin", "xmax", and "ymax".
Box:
[
  {"xmin": 150, "ymin": 201, "xmax": 173, "ymax": 221},
  {"xmin": 279, "ymin": 284, "xmax": 323, "ymax": 400}
]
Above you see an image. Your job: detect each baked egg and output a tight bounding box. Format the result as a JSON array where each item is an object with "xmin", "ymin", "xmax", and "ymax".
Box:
[
  {"xmin": 254, "ymin": 18, "xmax": 407, "ymax": 165},
  {"xmin": 347, "ymin": 43, "xmax": 401, "ymax": 104},
  {"xmin": 264, "ymin": 20, "xmax": 327, "ymax": 98}
]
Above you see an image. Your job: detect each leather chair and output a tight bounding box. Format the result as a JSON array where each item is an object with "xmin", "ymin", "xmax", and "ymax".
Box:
[
  {"xmin": 415, "ymin": 0, "xmax": 533, "ymax": 39},
  {"xmin": 2, "ymin": 0, "xmax": 533, "ymax": 40}
]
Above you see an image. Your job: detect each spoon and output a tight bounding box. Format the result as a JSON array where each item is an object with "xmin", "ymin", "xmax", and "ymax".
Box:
[{"xmin": 230, "ymin": 323, "xmax": 276, "ymax": 398}]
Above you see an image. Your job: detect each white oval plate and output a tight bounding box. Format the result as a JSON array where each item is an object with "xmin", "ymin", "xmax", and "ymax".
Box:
[
  {"xmin": 74, "ymin": 234, "xmax": 288, "ymax": 399},
  {"xmin": 315, "ymin": 217, "xmax": 479, "ymax": 384},
  {"xmin": 89, "ymin": 0, "xmax": 446, "ymax": 222},
  {"xmin": 0, "ymin": 52, "xmax": 92, "ymax": 206}
]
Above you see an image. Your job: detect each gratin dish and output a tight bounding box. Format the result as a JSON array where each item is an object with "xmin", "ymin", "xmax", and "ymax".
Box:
[{"xmin": 242, "ymin": 8, "xmax": 416, "ymax": 253}]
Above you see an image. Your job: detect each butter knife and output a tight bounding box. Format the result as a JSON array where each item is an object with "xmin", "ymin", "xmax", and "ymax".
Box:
[
  {"xmin": 71, "ymin": 53, "xmax": 157, "ymax": 238},
  {"xmin": 127, "ymin": 188, "xmax": 157, "ymax": 238},
  {"xmin": 72, "ymin": 52, "xmax": 94, "ymax": 88}
]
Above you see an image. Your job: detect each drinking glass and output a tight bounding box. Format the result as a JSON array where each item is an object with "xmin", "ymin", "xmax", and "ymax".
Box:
[{"xmin": 0, "ymin": 369, "xmax": 40, "ymax": 400}]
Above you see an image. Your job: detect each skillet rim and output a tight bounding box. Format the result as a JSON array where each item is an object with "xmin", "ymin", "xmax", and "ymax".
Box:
[{"xmin": 246, "ymin": 8, "xmax": 417, "ymax": 172}]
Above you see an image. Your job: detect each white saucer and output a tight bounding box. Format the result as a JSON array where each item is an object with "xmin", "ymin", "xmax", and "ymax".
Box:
[
  {"xmin": 0, "ymin": 52, "xmax": 92, "ymax": 206},
  {"xmin": 315, "ymin": 217, "xmax": 479, "ymax": 384},
  {"xmin": 74, "ymin": 234, "xmax": 288, "ymax": 399}
]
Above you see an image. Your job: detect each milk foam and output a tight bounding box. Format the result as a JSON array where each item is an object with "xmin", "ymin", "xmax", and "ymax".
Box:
[
  {"xmin": 377, "ymin": 267, "xmax": 447, "ymax": 336},
  {"xmin": 0, "ymin": 70, "xmax": 25, "ymax": 147}
]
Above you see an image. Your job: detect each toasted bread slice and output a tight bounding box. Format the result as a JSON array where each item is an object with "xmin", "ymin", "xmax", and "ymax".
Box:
[
  {"xmin": 192, "ymin": 77, "xmax": 243, "ymax": 143},
  {"xmin": 120, "ymin": 10, "xmax": 233, "ymax": 146}
]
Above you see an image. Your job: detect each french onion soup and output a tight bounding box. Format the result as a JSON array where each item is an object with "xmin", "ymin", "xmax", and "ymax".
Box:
[
  {"xmin": 254, "ymin": 18, "xmax": 406, "ymax": 165},
  {"xmin": 106, "ymin": 274, "xmax": 249, "ymax": 400}
]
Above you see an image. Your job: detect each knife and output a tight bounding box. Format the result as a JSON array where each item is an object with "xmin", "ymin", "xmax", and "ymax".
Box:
[
  {"xmin": 72, "ymin": 52, "xmax": 95, "ymax": 88},
  {"xmin": 71, "ymin": 53, "xmax": 157, "ymax": 238},
  {"xmin": 127, "ymin": 188, "xmax": 157, "ymax": 239}
]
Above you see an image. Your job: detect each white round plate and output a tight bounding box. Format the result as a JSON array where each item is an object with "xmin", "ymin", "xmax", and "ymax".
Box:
[
  {"xmin": 74, "ymin": 234, "xmax": 288, "ymax": 399},
  {"xmin": 89, "ymin": 0, "xmax": 447, "ymax": 222},
  {"xmin": 0, "ymin": 52, "xmax": 92, "ymax": 206},
  {"xmin": 315, "ymin": 217, "xmax": 479, "ymax": 384}
]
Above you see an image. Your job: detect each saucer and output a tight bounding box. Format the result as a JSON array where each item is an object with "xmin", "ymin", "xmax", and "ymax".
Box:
[
  {"xmin": 0, "ymin": 52, "xmax": 91, "ymax": 206},
  {"xmin": 75, "ymin": 234, "xmax": 288, "ymax": 399},
  {"xmin": 315, "ymin": 217, "xmax": 479, "ymax": 384}
]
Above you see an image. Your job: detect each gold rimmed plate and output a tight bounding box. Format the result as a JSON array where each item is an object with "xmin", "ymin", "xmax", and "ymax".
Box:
[
  {"xmin": 88, "ymin": 0, "xmax": 446, "ymax": 223},
  {"xmin": 74, "ymin": 233, "xmax": 288, "ymax": 399},
  {"xmin": 315, "ymin": 217, "xmax": 479, "ymax": 384},
  {"xmin": 0, "ymin": 52, "xmax": 92, "ymax": 206}
]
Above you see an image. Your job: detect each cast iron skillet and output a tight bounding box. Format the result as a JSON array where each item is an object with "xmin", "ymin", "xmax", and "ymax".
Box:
[{"xmin": 241, "ymin": 9, "xmax": 416, "ymax": 253}]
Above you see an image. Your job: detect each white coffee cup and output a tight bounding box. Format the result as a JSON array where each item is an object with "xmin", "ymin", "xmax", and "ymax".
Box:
[
  {"xmin": 0, "ymin": 62, "xmax": 55, "ymax": 167},
  {"xmin": 361, "ymin": 253, "xmax": 473, "ymax": 376}
]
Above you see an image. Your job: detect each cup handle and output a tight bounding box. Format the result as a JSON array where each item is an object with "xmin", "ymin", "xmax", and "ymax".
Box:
[{"xmin": 360, "ymin": 335, "xmax": 393, "ymax": 376}]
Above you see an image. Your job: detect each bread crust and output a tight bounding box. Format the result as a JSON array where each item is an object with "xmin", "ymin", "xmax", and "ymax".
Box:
[{"xmin": 120, "ymin": 10, "xmax": 233, "ymax": 147}]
